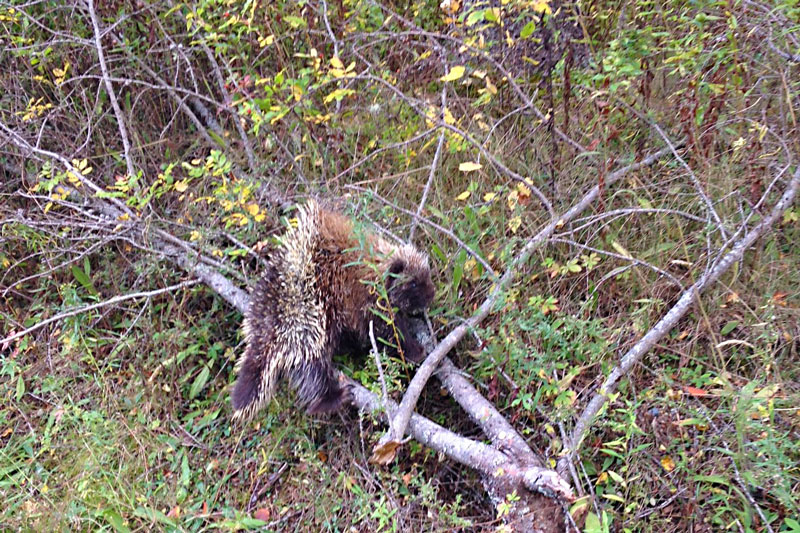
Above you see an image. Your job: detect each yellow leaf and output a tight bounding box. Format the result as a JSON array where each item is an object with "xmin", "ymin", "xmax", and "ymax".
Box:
[
  {"xmin": 246, "ymin": 203, "xmax": 260, "ymax": 216},
  {"xmin": 189, "ymin": 230, "xmax": 202, "ymax": 241},
  {"xmin": 610, "ymin": 240, "xmax": 632, "ymax": 259},
  {"xmin": 118, "ymin": 213, "xmax": 130, "ymax": 221},
  {"xmin": 507, "ymin": 215, "xmax": 522, "ymax": 233},
  {"xmin": 471, "ymin": 69, "xmax": 486, "ymax": 79},
  {"xmin": 483, "ymin": 192, "xmax": 496, "ymax": 202},
  {"xmin": 292, "ymin": 85, "xmax": 303, "ymax": 102},
  {"xmin": 443, "ymin": 107, "xmax": 455, "ymax": 125},
  {"xmin": 532, "ymin": 0, "xmax": 552, "ymax": 14},
  {"xmin": 660, "ymin": 456, "xmax": 675, "ymax": 472},
  {"xmin": 459, "ymin": 161, "xmax": 482, "ymax": 172},
  {"xmin": 456, "ymin": 190, "xmax": 471, "ymax": 201},
  {"xmin": 507, "ymin": 189, "xmax": 519, "ymax": 210},
  {"xmin": 324, "ymin": 88, "xmax": 355, "ymax": 104},
  {"xmin": 440, "ymin": 65, "xmax": 466, "ymax": 83},
  {"xmin": 330, "ymin": 56, "xmax": 344, "ymax": 70},
  {"xmin": 174, "ymin": 180, "xmax": 189, "ymax": 192},
  {"xmin": 439, "ymin": 0, "xmax": 460, "ymax": 16}
]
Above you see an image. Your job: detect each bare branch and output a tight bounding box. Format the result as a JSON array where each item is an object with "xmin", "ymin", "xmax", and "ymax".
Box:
[
  {"xmin": 351, "ymin": 380, "xmax": 573, "ymax": 501},
  {"xmin": 1, "ymin": 280, "xmax": 200, "ymax": 346},
  {"xmin": 558, "ymin": 164, "xmax": 800, "ymax": 475},
  {"xmin": 409, "ymin": 88, "xmax": 446, "ymax": 242},
  {"xmin": 380, "ymin": 146, "xmax": 676, "ymax": 449},
  {"xmin": 86, "ymin": 0, "xmax": 136, "ymax": 180}
]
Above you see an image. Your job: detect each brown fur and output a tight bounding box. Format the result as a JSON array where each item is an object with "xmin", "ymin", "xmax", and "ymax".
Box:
[{"xmin": 232, "ymin": 201, "xmax": 434, "ymax": 419}]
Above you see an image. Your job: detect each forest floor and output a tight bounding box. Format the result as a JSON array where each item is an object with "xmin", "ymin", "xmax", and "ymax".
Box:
[{"xmin": 1, "ymin": 1, "xmax": 799, "ymax": 532}]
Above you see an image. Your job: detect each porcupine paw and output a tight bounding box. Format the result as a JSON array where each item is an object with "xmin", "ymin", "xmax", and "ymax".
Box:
[
  {"xmin": 403, "ymin": 337, "xmax": 427, "ymax": 364},
  {"xmin": 307, "ymin": 374, "xmax": 353, "ymax": 415}
]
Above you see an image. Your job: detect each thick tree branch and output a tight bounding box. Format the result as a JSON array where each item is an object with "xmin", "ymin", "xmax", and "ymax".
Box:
[
  {"xmin": 557, "ymin": 164, "xmax": 800, "ymax": 476},
  {"xmin": 380, "ymin": 145, "xmax": 676, "ymax": 449}
]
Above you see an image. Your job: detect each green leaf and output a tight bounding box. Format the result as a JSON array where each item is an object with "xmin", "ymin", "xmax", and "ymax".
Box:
[
  {"xmin": 207, "ymin": 129, "xmax": 226, "ymax": 148},
  {"xmin": 584, "ymin": 512, "xmax": 601, "ymax": 533},
  {"xmin": 465, "ymin": 10, "xmax": 485, "ymax": 26},
  {"xmin": 720, "ymin": 321, "xmax": 738, "ymax": 336},
  {"xmin": 102, "ymin": 510, "xmax": 132, "ymax": 533},
  {"xmin": 189, "ymin": 365, "xmax": 210, "ymax": 399},
  {"xmin": 784, "ymin": 518, "xmax": 800, "ymax": 533},
  {"xmin": 431, "ymin": 244, "xmax": 447, "ymax": 264},
  {"xmin": 693, "ymin": 474, "xmax": 730, "ymax": 486},
  {"xmin": 16, "ymin": 375, "xmax": 24, "ymax": 401},
  {"xmin": 284, "ymin": 15, "xmax": 307, "ymax": 28},
  {"xmin": 452, "ymin": 249, "xmax": 466, "ymax": 292},
  {"xmin": 520, "ymin": 21, "xmax": 536, "ymax": 39},
  {"xmin": 133, "ymin": 507, "xmax": 176, "ymax": 526},
  {"xmin": 71, "ymin": 265, "xmax": 98, "ymax": 296}
]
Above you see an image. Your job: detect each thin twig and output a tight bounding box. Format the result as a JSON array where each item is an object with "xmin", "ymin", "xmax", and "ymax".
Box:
[
  {"xmin": 409, "ymin": 88, "xmax": 446, "ymax": 242},
  {"xmin": 1, "ymin": 280, "xmax": 200, "ymax": 345},
  {"xmin": 86, "ymin": 0, "xmax": 136, "ymax": 179},
  {"xmin": 368, "ymin": 320, "xmax": 392, "ymax": 431},
  {"xmin": 551, "ymin": 237, "xmax": 685, "ymax": 289},
  {"xmin": 619, "ymin": 99, "xmax": 729, "ymax": 239},
  {"xmin": 347, "ymin": 185, "xmax": 498, "ymax": 279},
  {"xmin": 201, "ymin": 44, "xmax": 257, "ymax": 169}
]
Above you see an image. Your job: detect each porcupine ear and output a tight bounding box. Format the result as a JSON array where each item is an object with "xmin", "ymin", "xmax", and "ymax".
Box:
[{"xmin": 385, "ymin": 257, "xmax": 406, "ymax": 288}]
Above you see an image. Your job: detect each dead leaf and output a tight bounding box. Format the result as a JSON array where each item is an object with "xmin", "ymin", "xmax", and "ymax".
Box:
[
  {"xmin": 458, "ymin": 161, "xmax": 482, "ymax": 172},
  {"xmin": 254, "ymin": 508, "xmax": 271, "ymax": 521},
  {"xmin": 369, "ymin": 440, "xmax": 401, "ymax": 465}
]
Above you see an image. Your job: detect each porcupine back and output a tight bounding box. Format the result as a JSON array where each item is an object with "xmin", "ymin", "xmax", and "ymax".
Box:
[{"xmin": 232, "ymin": 200, "xmax": 434, "ymax": 419}]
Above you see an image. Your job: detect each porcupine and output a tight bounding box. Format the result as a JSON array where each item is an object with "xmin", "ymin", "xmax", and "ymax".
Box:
[{"xmin": 232, "ymin": 200, "xmax": 435, "ymax": 418}]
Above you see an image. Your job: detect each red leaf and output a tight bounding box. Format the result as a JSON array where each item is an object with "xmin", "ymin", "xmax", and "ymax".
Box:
[{"xmin": 683, "ymin": 386, "xmax": 709, "ymax": 397}]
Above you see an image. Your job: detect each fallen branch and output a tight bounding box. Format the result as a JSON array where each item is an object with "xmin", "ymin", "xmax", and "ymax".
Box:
[
  {"xmin": 557, "ymin": 163, "xmax": 800, "ymax": 476},
  {"xmin": 2, "ymin": 124, "xmax": 575, "ymax": 530},
  {"xmin": 379, "ymin": 145, "xmax": 675, "ymax": 451},
  {"xmin": 437, "ymin": 357, "xmax": 539, "ymax": 465}
]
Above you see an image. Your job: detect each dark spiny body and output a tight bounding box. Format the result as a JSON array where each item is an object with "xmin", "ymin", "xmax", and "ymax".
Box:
[{"xmin": 232, "ymin": 201, "xmax": 435, "ymax": 419}]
